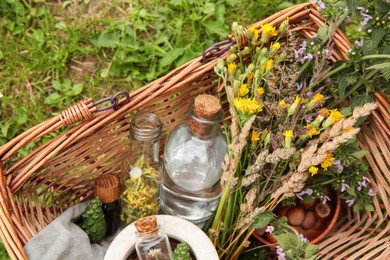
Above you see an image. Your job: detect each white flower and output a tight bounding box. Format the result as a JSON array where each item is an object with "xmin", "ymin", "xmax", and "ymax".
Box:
[
  {"xmin": 148, "ymin": 248, "xmax": 161, "ymax": 257},
  {"xmin": 0, "ymin": 92, "xmax": 3, "ymax": 99},
  {"xmin": 129, "ymin": 167, "xmax": 142, "ymax": 178}
]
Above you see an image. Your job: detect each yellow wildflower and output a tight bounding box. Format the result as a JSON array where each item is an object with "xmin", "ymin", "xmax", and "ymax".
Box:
[
  {"xmin": 309, "ymin": 166, "xmax": 319, "ymax": 176},
  {"xmin": 247, "ymin": 72, "xmax": 254, "ymax": 81},
  {"xmin": 287, "ymin": 96, "xmax": 302, "ymax": 116},
  {"xmin": 329, "ymin": 109, "xmax": 343, "ymax": 122},
  {"xmin": 283, "ymin": 130, "xmax": 294, "ymax": 138},
  {"xmin": 228, "ymin": 62, "xmax": 237, "ymax": 73},
  {"xmin": 239, "ymin": 84, "xmax": 249, "ymax": 96},
  {"xmin": 279, "ymin": 100, "xmax": 286, "ymax": 107},
  {"xmin": 256, "ymin": 87, "xmax": 265, "ymax": 96},
  {"xmin": 251, "ymin": 131, "xmax": 260, "ymax": 142},
  {"xmin": 307, "ymin": 93, "xmax": 325, "ymax": 110},
  {"xmin": 270, "ymin": 42, "xmax": 281, "ymax": 52},
  {"xmin": 304, "ymin": 124, "xmax": 320, "ymax": 138},
  {"xmin": 323, "ymin": 109, "xmax": 343, "ymax": 128},
  {"xmin": 261, "ymin": 23, "xmax": 278, "ymax": 40},
  {"xmin": 320, "ymin": 108, "xmax": 330, "ymax": 117},
  {"xmin": 283, "ymin": 129, "xmax": 294, "ymax": 148},
  {"xmin": 313, "ymin": 93, "xmax": 324, "ymax": 103},
  {"xmin": 233, "ymin": 97, "xmax": 263, "ymax": 116},
  {"xmin": 266, "ymin": 59, "xmax": 274, "ymax": 71},
  {"xmin": 253, "ymin": 28, "xmax": 259, "ymax": 40},
  {"xmin": 321, "ymin": 153, "xmax": 335, "ymax": 170}
]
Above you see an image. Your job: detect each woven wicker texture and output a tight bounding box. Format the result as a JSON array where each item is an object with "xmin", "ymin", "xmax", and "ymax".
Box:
[{"xmin": 0, "ymin": 3, "xmax": 388, "ymax": 259}]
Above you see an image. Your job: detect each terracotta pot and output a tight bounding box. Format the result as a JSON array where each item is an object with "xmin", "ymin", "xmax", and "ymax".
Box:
[{"xmin": 252, "ymin": 191, "xmax": 341, "ymax": 247}]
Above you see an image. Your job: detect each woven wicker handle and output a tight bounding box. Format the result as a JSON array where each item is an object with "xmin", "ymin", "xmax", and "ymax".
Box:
[{"xmin": 0, "ymin": 91, "xmax": 130, "ymax": 161}]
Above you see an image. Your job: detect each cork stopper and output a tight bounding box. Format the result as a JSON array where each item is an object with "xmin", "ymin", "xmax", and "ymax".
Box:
[
  {"xmin": 95, "ymin": 174, "xmax": 119, "ymax": 204},
  {"xmin": 190, "ymin": 94, "xmax": 222, "ymax": 137},
  {"xmin": 134, "ymin": 216, "xmax": 158, "ymax": 237},
  {"xmin": 193, "ymin": 94, "xmax": 222, "ymax": 119}
]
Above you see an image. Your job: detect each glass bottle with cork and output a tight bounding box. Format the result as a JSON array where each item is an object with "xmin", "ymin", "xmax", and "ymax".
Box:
[
  {"xmin": 95, "ymin": 173, "xmax": 121, "ymax": 236},
  {"xmin": 134, "ymin": 216, "xmax": 173, "ymax": 260},
  {"xmin": 120, "ymin": 112, "xmax": 163, "ymax": 224},
  {"xmin": 160, "ymin": 94, "xmax": 228, "ymax": 227}
]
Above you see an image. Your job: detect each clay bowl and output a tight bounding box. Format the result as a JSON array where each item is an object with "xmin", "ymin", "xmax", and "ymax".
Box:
[{"xmin": 252, "ymin": 191, "xmax": 341, "ymax": 246}]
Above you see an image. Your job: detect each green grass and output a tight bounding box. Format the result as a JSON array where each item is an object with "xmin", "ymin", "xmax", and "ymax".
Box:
[{"xmin": 0, "ymin": 0, "xmax": 305, "ymax": 257}]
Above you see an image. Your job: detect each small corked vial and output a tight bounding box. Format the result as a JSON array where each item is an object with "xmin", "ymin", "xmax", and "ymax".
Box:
[
  {"xmin": 189, "ymin": 94, "xmax": 223, "ymax": 138},
  {"xmin": 95, "ymin": 174, "xmax": 120, "ymax": 236},
  {"xmin": 135, "ymin": 216, "xmax": 173, "ymax": 260},
  {"xmin": 134, "ymin": 216, "xmax": 159, "ymax": 237}
]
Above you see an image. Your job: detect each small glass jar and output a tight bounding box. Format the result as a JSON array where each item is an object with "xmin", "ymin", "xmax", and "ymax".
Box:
[
  {"xmin": 160, "ymin": 94, "xmax": 228, "ymax": 227},
  {"xmin": 120, "ymin": 112, "xmax": 163, "ymax": 224},
  {"xmin": 95, "ymin": 174, "xmax": 121, "ymax": 236},
  {"xmin": 135, "ymin": 216, "xmax": 173, "ymax": 260}
]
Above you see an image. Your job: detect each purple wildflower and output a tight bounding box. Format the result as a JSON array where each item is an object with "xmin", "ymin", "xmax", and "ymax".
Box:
[
  {"xmin": 318, "ymin": 0, "xmax": 326, "ymax": 11},
  {"xmin": 299, "ymin": 234, "xmax": 309, "ymax": 243},
  {"xmin": 357, "ymin": 6, "xmax": 372, "ymax": 26},
  {"xmin": 276, "ymin": 245, "xmax": 286, "ymax": 260},
  {"xmin": 326, "ymin": 77, "xmax": 333, "ymax": 83},
  {"xmin": 305, "ymin": 116, "xmax": 314, "ymax": 123},
  {"xmin": 357, "ymin": 181, "xmax": 363, "ymax": 191},
  {"xmin": 361, "ymin": 176, "xmax": 371, "ymax": 186},
  {"xmin": 341, "ymin": 183, "xmax": 350, "ymax": 193},
  {"xmin": 332, "ymin": 160, "xmax": 343, "ymax": 173},
  {"xmin": 368, "ymin": 188, "xmax": 377, "ymax": 197},
  {"xmin": 295, "ymin": 41, "xmax": 313, "ymax": 63},
  {"xmin": 322, "ymin": 195, "xmax": 331, "ymax": 204},
  {"xmin": 355, "ymin": 39, "xmax": 364, "ymax": 47},
  {"xmin": 346, "ymin": 199, "xmax": 355, "ymax": 207},
  {"xmin": 296, "ymin": 188, "xmax": 313, "ymax": 200},
  {"xmin": 265, "ymin": 226, "xmax": 274, "ymax": 233},
  {"xmin": 323, "ymin": 49, "xmax": 333, "ymax": 59}
]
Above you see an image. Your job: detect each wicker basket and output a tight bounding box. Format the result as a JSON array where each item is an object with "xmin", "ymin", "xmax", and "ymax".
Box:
[{"xmin": 0, "ymin": 3, "xmax": 389, "ymax": 259}]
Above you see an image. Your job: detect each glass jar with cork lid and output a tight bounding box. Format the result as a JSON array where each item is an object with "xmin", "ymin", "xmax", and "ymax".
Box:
[
  {"xmin": 120, "ymin": 112, "xmax": 163, "ymax": 224},
  {"xmin": 160, "ymin": 94, "xmax": 228, "ymax": 227}
]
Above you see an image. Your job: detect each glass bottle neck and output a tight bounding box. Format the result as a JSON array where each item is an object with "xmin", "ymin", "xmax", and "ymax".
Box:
[{"xmin": 188, "ymin": 104, "xmax": 223, "ymax": 139}]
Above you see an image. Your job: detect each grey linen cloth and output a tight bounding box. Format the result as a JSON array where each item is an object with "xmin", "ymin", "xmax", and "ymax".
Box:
[{"xmin": 24, "ymin": 201, "xmax": 109, "ymax": 260}]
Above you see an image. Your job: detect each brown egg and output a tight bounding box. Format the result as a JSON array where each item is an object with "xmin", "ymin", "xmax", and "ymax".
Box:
[
  {"xmin": 286, "ymin": 206, "xmax": 306, "ymax": 226},
  {"xmin": 303, "ymin": 226, "xmax": 322, "ymax": 240},
  {"xmin": 276, "ymin": 205, "xmax": 292, "ymax": 217},
  {"xmin": 265, "ymin": 231, "xmax": 277, "ymax": 244},
  {"xmin": 301, "ymin": 211, "xmax": 316, "ymax": 229},
  {"xmin": 315, "ymin": 202, "xmax": 332, "ymax": 221},
  {"xmin": 290, "ymin": 225, "xmax": 304, "ymax": 234}
]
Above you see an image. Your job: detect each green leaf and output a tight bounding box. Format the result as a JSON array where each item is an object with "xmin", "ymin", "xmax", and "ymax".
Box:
[
  {"xmin": 69, "ymin": 83, "xmax": 84, "ymax": 96},
  {"xmin": 351, "ymin": 94, "xmax": 374, "ymax": 109},
  {"xmin": 367, "ymin": 62, "xmax": 390, "ymax": 70},
  {"xmin": 250, "ymin": 211, "xmax": 274, "ymax": 229},
  {"xmin": 317, "ymin": 25, "xmax": 329, "ymax": 43},
  {"xmin": 350, "ymin": 150, "xmax": 368, "ymax": 159},
  {"xmin": 215, "ymin": 4, "xmax": 226, "ymax": 24},
  {"xmin": 365, "ymin": 204, "xmax": 375, "ymax": 212},
  {"xmin": 275, "ymin": 233, "xmax": 299, "ymax": 249},
  {"xmin": 1, "ymin": 122, "xmax": 10, "ymax": 137},
  {"xmin": 52, "ymin": 80, "xmax": 63, "ymax": 91},
  {"xmin": 371, "ymin": 28, "xmax": 386, "ymax": 48},
  {"xmin": 340, "ymin": 107, "xmax": 352, "ymax": 117},
  {"xmin": 305, "ymin": 243, "xmax": 319, "ymax": 257},
  {"xmin": 90, "ymin": 32, "xmax": 121, "ymax": 48},
  {"xmin": 44, "ymin": 92, "xmax": 63, "ymax": 105},
  {"xmin": 202, "ymin": 3, "xmax": 215, "ymax": 15},
  {"xmin": 159, "ymin": 48, "xmax": 184, "ymax": 67},
  {"xmin": 16, "ymin": 112, "xmax": 28, "ymax": 125},
  {"xmin": 32, "ymin": 29, "xmax": 45, "ymax": 43},
  {"xmin": 203, "ymin": 20, "xmax": 229, "ymax": 37}
]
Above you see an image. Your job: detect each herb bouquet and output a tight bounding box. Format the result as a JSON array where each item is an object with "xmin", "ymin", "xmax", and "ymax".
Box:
[{"xmin": 206, "ymin": 1, "xmax": 389, "ymax": 259}]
